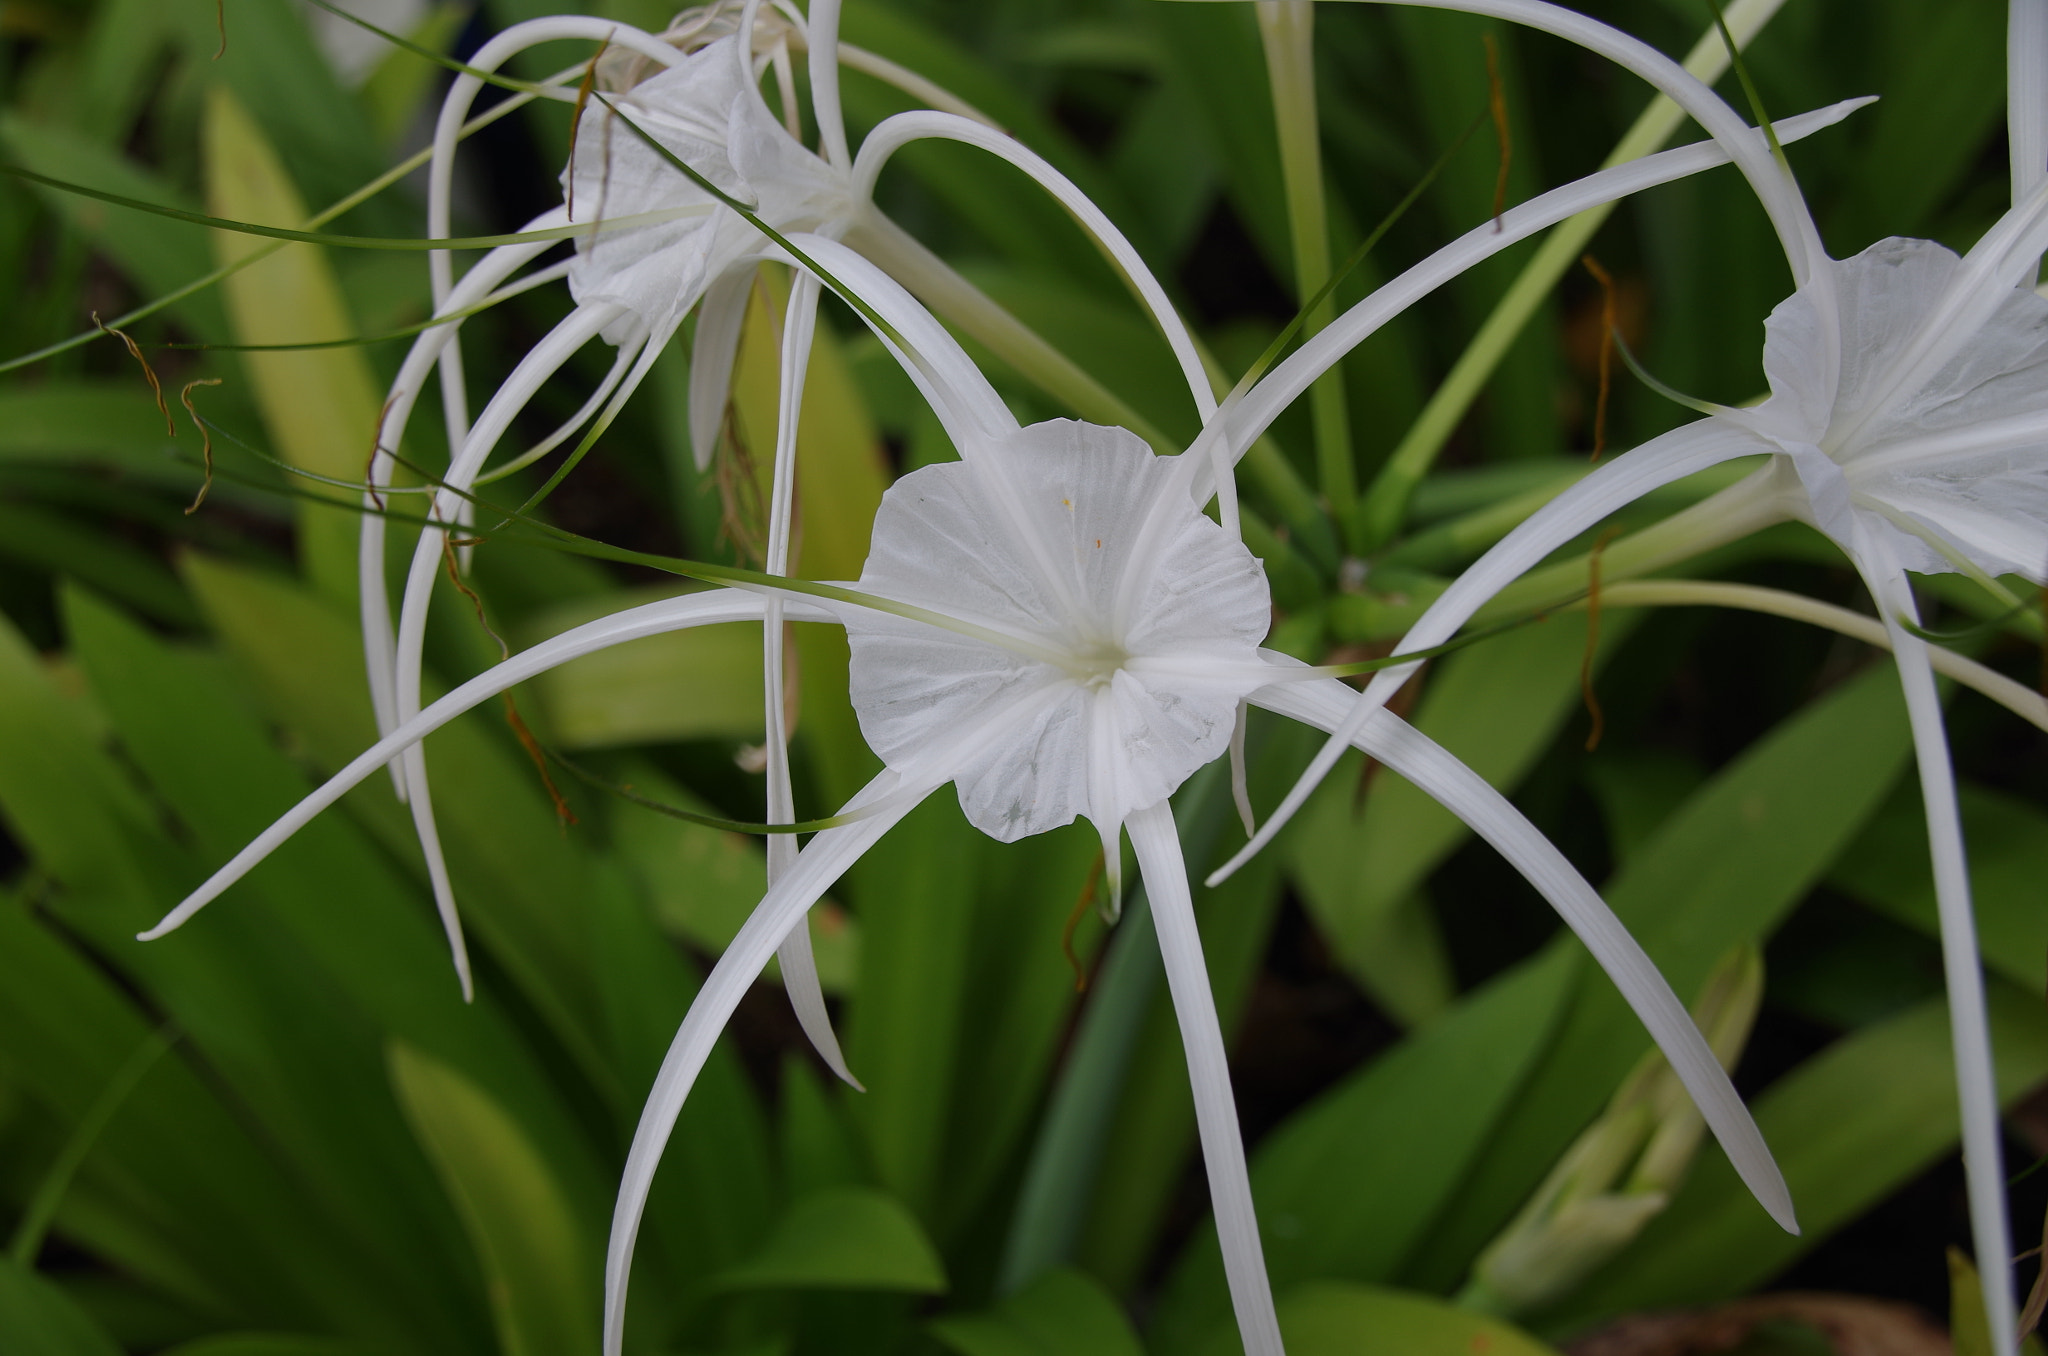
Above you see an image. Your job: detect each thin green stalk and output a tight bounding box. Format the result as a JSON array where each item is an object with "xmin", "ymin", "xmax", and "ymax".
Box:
[
  {"xmin": 1, "ymin": 75, "xmax": 554, "ymax": 372},
  {"xmin": 1354, "ymin": 0, "xmax": 1788, "ymax": 549},
  {"xmin": 8, "ymin": 1027, "xmax": 176, "ymax": 1266},
  {"xmin": 1259, "ymin": 0, "xmax": 1356, "ymax": 528}
]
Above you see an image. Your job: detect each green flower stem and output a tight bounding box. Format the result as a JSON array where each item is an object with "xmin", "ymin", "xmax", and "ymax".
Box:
[
  {"xmin": 1582, "ymin": 580, "xmax": 2048, "ymax": 733},
  {"xmin": 995, "ymin": 761, "xmax": 1230, "ymax": 1296},
  {"xmin": 846, "ymin": 213, "xmax": 1177, "ymax": 452},
  {"xmin": 850, "ymin": 213, "xmax": 1337, "ymax": 570},
  {"xmin": 1333, "ymin": 469, "xmax": 1781, "ymax": 641},
  {"xmin": 1260, "ymin": 0, "xmax": 1356, "ymax": 529},
  {"xmin": 1353, "ymin": 0, "xmax": 1788, "ymax": 549}
]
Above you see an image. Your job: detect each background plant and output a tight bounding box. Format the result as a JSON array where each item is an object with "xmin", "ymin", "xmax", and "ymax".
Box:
[{"xmin": 1, "ymin": 1, "xmax": 2044, "ymax": 1354}]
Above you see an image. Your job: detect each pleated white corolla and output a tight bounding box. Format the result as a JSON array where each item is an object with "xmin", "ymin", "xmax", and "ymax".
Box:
[
  {"xmin": 845, "ymin": 421, "xmax": 1272, "ymax": 880},
  {"xmin": 1200, "ymin": 4, "xmax": 2043, "ymax": 1345},
  {"xmin": 143, "ymin": 226, "xmax": 1793, "ymax": 1356}
]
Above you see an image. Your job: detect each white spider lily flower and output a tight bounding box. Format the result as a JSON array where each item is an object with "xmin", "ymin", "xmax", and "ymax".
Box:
[
  {"xmin": 357, "ymin": 0, "xmax": 1224, "ymax": 1027},
  {"xmin": 143, "ymin": 232, "xmax": 1791, "ymax": 1356},
  {"xmin": 1199, "ymin": 4, "xmax": 2042, "ymax": 1343}
]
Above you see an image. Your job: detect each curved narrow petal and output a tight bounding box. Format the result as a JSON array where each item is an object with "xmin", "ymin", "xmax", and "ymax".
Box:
[
  {"xmin": 1249, "ymin": 673, "xmax": 1799, "ymax": 1235},
  {"xmin": 381, "ymin": 304, "xmax": 627, "ymax": 975},
  {"xmin": 2013, "ymin": 0, "xmax": 2048, "ymax": 226},
  {"xmin": 763, "ymin": 270, "xmax": 858, "ymax": 1085},
  {"xmin": 1210, "ymin": 419, "xmax": 1772, "ymax": 885},
  {"xmin": 1217, "ymin": 97, "xmax": 1869, "ymax": 471},
  {"xmin": 361, "ymin": 213, "xmax": 568, "ymax": 787},
  {"xmin": 479, "ymin": 334, "xmax": 645, "ymax": 482},
  {"xmin": 1594, "ymin": 580, "xmax": 2048, "ymax": 731},
  {"xmin": 853, "ymin": 110, "xmax": 1217, "ymax": 422},
  {"xmin": 1125, "ymin": 799, "xmax": 1285, "ymax": 1356},
  {"xmin": 772, "ymin": 232, "xmax": 1018, "ymax": 448},
  {"xmin": 1857, "ymin": 550, "xmax": 2016, "ymax": 1355},
  {"xmin": 807, "ymin": 0, "xmax": 852, "ymax": 170},
  {"xmin": 421, "ymin": 20, "xmax": 680, "ymax": 469},
  {"xmin": 138, "ymin": 589, "xmax": 827, "ymax": 944},
  {"xmin": 604, "ymin": 773, "xmax": 935, "ymax": 1356},
  {"xmin": 1357, "ymin": 0, "xmax": 1824, "ymax": 285},
  {"xmin": 689, "ymin": 267, "xmax": 756, "ymax": 472}
]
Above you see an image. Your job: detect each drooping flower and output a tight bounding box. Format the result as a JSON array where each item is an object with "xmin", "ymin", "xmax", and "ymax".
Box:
[
  {"xmin": 145, "ymin": 224, "xmax": 1793, "ymax": 1356},
  {"xmin": 1203, "ymin": 3, "xmax": 2042, "ymax": 1344}
]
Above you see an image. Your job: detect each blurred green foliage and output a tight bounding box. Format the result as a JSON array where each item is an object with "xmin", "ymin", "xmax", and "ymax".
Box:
[{"xmin": 0, "ymin": 1, "xmax": 2042, "ymax": 1353}]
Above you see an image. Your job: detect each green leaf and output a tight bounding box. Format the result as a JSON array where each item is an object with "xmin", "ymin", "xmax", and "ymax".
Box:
[
  {"xmin": 1548, "ymin": 978, "xmax": 2048, "ymax": 1324},
  {"xmin": 0, "ymin": 115, "xmax": 228, "ymax": 340},
  {"xmin": 157, "ymin": 1339, "xmax": 379, "ymax": 1356},
  {"xmin": 360, "ymin": 3, "xmax": 470, "ymax": 144},
  {"xmin": 0, "ymin": 502, "xmax": 199, "ymax": 628},
  {"xmin": 930, "ymin": 1268, "xmax": 1142, "ymax": 1356},
  {"xmin": 1150, "ymin": 946, "xmax": 1578, "ymax": 1355},
  {"xmin": 202, "ymin": 85, "xmax": 384, "ymax": 602},
  {"xmin": 1829, "ymin": 780, "xmax": 2048, "ymax": 994},
  {"xmin": 521, "ymin": 589, "xmax": 765, "ymax": 748},
  {"xmin": 610, "ymin": 760, "xmax": 859, "ymax": 994},
  {"xmin": 1829, "ymin": 0, "xmax": 2007, "ymax": 249},
  {"xmin": 1402, "ymin": 665, "xmax": 1916, "ymax": 1290},
  {"xmin": 0, "ymin": 1258, "xmax": 123, "ymax": 1356},
  {"xmin": 388, "ymin": 1041, "xmax": 599, "ymax": 1356},
  {"xmin": 179, "ymin": 554, "xmax": 781, "ymax": 1310},
  {"xmin": 0, "ymin": 617, "xmax": 393, "ymax": 1336},
  {"xmin": 838, "ymin": 3, "xmax": 1143, "ymax": 277},
  {"xmin": 1207, "ymin": 1282, "xmax": 1561, "ymax": 1356},
  {"xmin": 173, "ymin": 0, "xmax": 387, "ymax": 213},
  {"xmin": 1286, "ymin": 609, "xmax": 1638, "ymax": 1025},
  {"xmin": 713, "ymin": 1187, "xmax": 946, "ymax": 1294},
  {"xmin": 845, "ymin": 794, "xmax": 982, "ymax": 1223},
  {"xmin": 182, "ymin": 553, "xmax": 623, "ymax": 1105},
  {"xmin": 63, "ymin": 583, "xmax": 612, "ymax": 1230}
]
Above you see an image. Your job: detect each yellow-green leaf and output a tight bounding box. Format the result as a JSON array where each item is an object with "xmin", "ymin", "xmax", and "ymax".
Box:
[
  {"xmin": 1201, "ymin": 1283, "xmax": 1560, "ymax": 1356},
  {"xmin": 203, "ymin": 84, "xmax": 384, "ymax": 603},
  {"xmin": 387, "ymin": 1042, "xmax": 597, "ymax": 1356},
  {"xmin": 930, "ymin": 1268, "xmax": 1142, "ymax": 1356},
  {"xmin": 713, "ymin": 1186, "xmax": 945, "ymax": 1294},
  {"xmin": 520, "ymin": 588, "xmax": 764, "ymax": 748}
]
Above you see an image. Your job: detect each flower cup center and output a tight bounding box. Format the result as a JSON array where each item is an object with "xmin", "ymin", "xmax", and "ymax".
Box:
[{"xmin": 1056, "ymin": 635, "xmax": 1130, "ymax": 690}]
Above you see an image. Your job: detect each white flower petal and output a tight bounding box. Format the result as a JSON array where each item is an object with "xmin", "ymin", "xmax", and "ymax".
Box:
[
  {"xmin": 2014, "ymin": 0, "xmax": 2048, "ymax": 214},
  {"xmin": 1249, "ymin": 671, "xmax": 1799, "ymax": 1236},
  {"xmin": 562, "ymin": 37, "xmax": 848, "ymax": 345},
  {"xmin": 140, "ymin": 589, "xmax": 827, "ymax": 944},
  {"xmin": 845, "ymin": 422, "xmax": 1269, "ymax": 839},
  {"xmin": 807, "ymin": 0, "xmax": 852, "ymax": 170},
  {"xmin": 1211, "ymin": 419, "xmax": 1771, "ymax": 886},
  {"xmin": 688, "ymin": 266, "xmax": 755, "ymax": 471},
  {"xmin": 775, "ymin": 233, "xmax": 1019, "ymax": 447},
  {"xmin": 604, "ymin": 772, "xmax": 931, "ymax": 1356},
  {"xmin": 1222, "ymin": 97, "xmax": 1866, "ymax": 471},
  {"xmin": 854, "ymin": 110, "xmax": 1216, "ymax": 421},
  {"xmin": 1859, "ymin": 557, "xmax": 2016, "ymax": 1356},
  {"xmin": 360, "ymin": 215, "xmax": 566, "ymax": 784},
  {"xmin": 1125, "ymin": 800, "xmax": 1284, "ymax": 1356}
]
